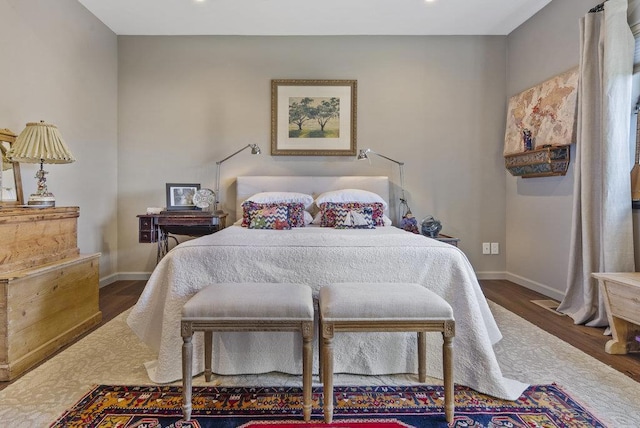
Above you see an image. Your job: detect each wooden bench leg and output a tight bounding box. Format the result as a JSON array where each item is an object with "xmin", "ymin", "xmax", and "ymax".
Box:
[
  {"xmin": 417, "ymin": 331, "xmax": 426, "ymax": 383},
  {"xmin": 443, "ymin": 334, "xmax": 454, "ymax": 423},
  {"xmin": 181, "ymin": 330, "xmax": 193, "ymax": 421},
  {"xmin": 302, "ymin": 324, "xmax": 313, "ymax": 422},
  {"xmin": 204, "ymin": 331, "xmax": 212, "ymax": 382},
  {"xmin": 318, "ymin": 323, "xmax": 323, "ymax": 379},
  {"xmin": 322, "ymin": 323, "xmax": 334, "ymax": 423}
]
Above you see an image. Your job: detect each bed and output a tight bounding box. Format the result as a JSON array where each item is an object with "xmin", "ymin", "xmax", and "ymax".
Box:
[{"xmin": 127, "ymin": 176, "xmax": 527, "ymax": 400}]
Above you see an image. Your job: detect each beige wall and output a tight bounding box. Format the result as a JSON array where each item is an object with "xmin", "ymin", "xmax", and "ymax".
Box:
[
  {"xmin": 7, "ymin": 1, "xmax": 600, "ymax": 291},
  {"xmin": 117, "ymin": 35, "xmax": 509, "ymax": 275},
  {"xmin": 0, "ymin": 0, "xmax": 118, "ymax": 281},
  {"xmin": 505, "ymin": 0, "xmax": 602, "ymax": 299}
]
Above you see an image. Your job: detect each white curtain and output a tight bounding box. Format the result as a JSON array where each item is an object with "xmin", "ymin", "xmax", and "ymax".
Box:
[
  {"xmin": 558, "ymin": 0, "xmax": 635, "ymax": 326},
  {"xmin": 629, "ymin": 0, "xmax": 640, "ymax": 72}
]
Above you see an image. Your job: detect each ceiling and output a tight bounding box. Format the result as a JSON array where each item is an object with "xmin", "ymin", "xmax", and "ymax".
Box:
[{"xmin": 77, "ymin": 0, "xmax": 552, "ymax": 36}]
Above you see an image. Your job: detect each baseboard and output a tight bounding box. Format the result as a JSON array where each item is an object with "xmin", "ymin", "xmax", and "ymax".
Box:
[
  {"xmin": 475, "ymin": 271, "xmax": 508, "ymax": 280},
  {"xmin": 503, "ymin": 272, "xmax": 565, "ymax": 301},
  {"xmin": 99, "ymin": 272, "xmax": 119, "ymax": 288},
  {"xmin": 99, "ymin": 272, "xmax": 152, "ymax": 287}
]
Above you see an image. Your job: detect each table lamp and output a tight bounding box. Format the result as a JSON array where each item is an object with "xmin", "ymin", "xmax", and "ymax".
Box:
[
  {"xmin": 358, "ymin": 148, "xmax": 417, "ymax": 232},
  {"xmin": 214, "ymin": 143, "xmax": 261, "ymax": 213},
  {"xmin": 7, "ymin": 121, "xmax": 76, "ymax": 207}
]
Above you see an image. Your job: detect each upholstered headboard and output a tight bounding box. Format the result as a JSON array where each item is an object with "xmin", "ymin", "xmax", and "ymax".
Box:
[{"xmin": 236, "ymin": 176, "xmax": 390, "ymax": 218}]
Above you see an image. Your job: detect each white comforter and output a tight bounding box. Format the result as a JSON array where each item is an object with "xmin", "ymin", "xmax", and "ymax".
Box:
[{"xmin": 127, "ymin": 225, "xmax": 527, "ymax": 400}]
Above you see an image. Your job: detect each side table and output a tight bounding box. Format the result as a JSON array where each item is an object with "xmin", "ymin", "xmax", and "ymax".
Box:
[
  {"xmin": 431, "ymin": 234, "xmax": 460, "ymax": 247},
  {"xmin": 138, "ymin": 211, "xmax": 228, "ymax": 263}
]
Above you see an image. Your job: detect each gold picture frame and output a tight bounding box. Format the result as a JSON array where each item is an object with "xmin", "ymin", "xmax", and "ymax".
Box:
[{"xmin": 271, "ymin": 79, "xmax": 357, "ymax": 156}]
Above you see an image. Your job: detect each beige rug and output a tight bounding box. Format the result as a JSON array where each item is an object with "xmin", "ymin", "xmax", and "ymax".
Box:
[{"xmin": 0, "ymin": 302, "xmax": 638, "ymax": 427}]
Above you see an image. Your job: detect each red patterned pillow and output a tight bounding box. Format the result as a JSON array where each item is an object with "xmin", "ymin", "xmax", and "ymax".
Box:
[
  {"xmin": 248, "ymin": 205, "xmax": 292, "ymax": 230},
  {"xmin": 319, "ymin": 202, "xmax": 385, "ymax": 227},
  {"xmin": 242, "ymin": 201, "xmax": 306, "ymax": 228}
]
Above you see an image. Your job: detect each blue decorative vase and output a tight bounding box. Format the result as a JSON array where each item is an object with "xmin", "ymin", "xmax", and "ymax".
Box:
[{"xmin": 421, "ymin": 215, "xmax": 442, "ymax": 238}]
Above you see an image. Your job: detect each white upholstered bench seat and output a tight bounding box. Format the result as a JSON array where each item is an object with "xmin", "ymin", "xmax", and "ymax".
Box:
[
  {"xmin": 319, "ymin": 282, "xmax": 454, "ymax": 321},
  {"xmin": 181, "ymin": 283, "xmax": 314, "ymax": 422},
  {"xmin": 182, "ymin": 282, "xmax": 314, "ymax": 321}
]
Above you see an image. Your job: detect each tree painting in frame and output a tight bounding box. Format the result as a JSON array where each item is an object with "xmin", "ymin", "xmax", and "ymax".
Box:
[
  {"xmin": 166, "ymin": 183, "xmax": 200, "ymax": 211},
  {"xmin": 271, "ymin": 79, "xmax": 357, "ymax": 156}
]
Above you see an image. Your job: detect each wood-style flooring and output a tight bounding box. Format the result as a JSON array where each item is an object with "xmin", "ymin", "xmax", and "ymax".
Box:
[{"xmin": 1, "ymin": 279, "xmax": 638, "ymax": 392}]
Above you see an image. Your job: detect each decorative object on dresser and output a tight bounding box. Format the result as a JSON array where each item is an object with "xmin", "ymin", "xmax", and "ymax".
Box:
[
  {"xmin": 0, "ymin": 206, "xmax": 101, "ymax": 381},
  {"xmin": 271, "ymin": 79, "xmax": 357, "ymax": 156},
  {"xmin": 214, "ymin": 143, "xmax": 261, "ymax": 213},
  {"xmin": 503, "ymin": 67, "xmax": 578, "ymax": 178},
  {"xmin": 192, "ymin": 188, "xmax": 215, "ymax": 212},
  {"xmin": 0, "ymin": 128, "xmax": 24, "ymax": 206},
  {"xmin": 7, "ymin": 121, "xmax": 76, "ymax": 206},
  {"xmin": 165, "ymin": 183, "xmax": 200, "ymax": 211},
  {"xmin": 420, "ymin": 215, "xmax": 442, "ymax": 238},
  {"xmin": 138, "ymin": 211, "xmax": 228, "ymax": 263}
]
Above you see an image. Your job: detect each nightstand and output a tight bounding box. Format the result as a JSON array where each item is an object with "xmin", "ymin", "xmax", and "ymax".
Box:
[
  {"xmin": 137, "ymin": 211, "xmax": 228, "ymax": 263},
  {"xmin": 431, "ymin": 234, "xmax": 460, "ymax": 247}
]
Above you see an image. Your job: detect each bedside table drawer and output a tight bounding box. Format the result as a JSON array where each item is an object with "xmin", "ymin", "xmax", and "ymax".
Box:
[
  {"xmin": 139, "ymin": 230, "xmax": 157, "ymax": 243},
  {"xmin": 139, "ymin": 217, "xmax": 156, "ymax": 231}
]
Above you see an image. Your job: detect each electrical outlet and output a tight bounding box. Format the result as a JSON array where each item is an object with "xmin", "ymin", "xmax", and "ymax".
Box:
[
  {"xmin": 482, "ymin": 242, "xmax": 491, "ymax": 254},
  {"xmin": 491, "ymin": 242, "xmax": 499, "ymax": 254}
]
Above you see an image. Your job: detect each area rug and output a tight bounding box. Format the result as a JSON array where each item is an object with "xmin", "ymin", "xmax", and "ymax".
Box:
[{"xmin": 51, "ymin": 384, "xmax": 606, "ymax": 428}]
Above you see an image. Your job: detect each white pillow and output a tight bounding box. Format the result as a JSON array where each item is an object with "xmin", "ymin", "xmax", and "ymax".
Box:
[
  {"xmin": 245, "ymin": 191, "xmax": 314, "ymax": 209},
  {"xmin": 314, "ymin": 189, "xmax": 388, "ymax": 210},
  {"xmin": 303, "ymin": 210, "xmax": 313, "ymax": 225}
]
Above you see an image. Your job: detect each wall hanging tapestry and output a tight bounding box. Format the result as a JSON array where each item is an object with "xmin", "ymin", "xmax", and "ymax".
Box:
[{"xmin": 503, "ymin": 68, "xmax": 578, "ymax": 177}]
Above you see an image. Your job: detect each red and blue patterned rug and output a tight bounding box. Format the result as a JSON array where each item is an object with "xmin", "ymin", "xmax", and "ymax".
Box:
[{"xmin": 51, "ymin": 384, "xmax": 606, "ymax": 428}]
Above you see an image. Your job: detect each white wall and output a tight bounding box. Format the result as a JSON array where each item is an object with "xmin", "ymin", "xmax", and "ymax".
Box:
[
  {"xmin": 505, "ymin": 0, "xmax": 602, "ymax": 299},
  {"xmin": 117, "ymin": 36, "xmax": 509, "ymax": 275},
  {"xmin": 0, "ymin": 0, "xmax": 118, "ymax": 280}
]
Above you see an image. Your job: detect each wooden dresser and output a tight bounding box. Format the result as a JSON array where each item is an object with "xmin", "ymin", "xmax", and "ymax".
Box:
[{"xmin": 0, "ymin": 206, "xmax": 102, "ymax": 380}]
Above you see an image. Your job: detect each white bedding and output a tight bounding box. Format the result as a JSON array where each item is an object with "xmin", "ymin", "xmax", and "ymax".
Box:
[{"xmin": 127, "ymin": 225, "xmax": 528, "ymax": 400}]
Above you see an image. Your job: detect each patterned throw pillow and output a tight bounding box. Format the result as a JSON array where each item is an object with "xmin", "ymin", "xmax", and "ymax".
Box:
[
  {"xmin": 242, "ymin": 201, "xmax": 306, "ymax": 228},
  {"xmin": 319, "ymin": 202, "xmax": 385, "ymax": 227},
  {"xmin": 248, "ymin": 205, "xmax": 291, "ymax": 230},
  {"xmin": 334, "ymin": 206, "xmax": 375, "ymax": 229}
]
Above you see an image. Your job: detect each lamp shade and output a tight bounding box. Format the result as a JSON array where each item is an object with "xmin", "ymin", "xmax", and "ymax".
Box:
[{"xmin": 8, "ymin": 121, "xmax": 76, "ymax": 164}]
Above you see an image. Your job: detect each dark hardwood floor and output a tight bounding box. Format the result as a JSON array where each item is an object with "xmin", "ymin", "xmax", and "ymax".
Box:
[
  {"xmin": 481, "ymin": 279, "xmax": 640, "ymax": 383},
  {"xmin": 1, "ymin": 279, "xmax": 638, "ymax": 392}
]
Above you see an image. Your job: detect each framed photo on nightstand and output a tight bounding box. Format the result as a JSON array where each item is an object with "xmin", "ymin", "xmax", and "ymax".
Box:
[{"xmin": 165, "ymin": 183, "xmax": 200, "ymax": 211}]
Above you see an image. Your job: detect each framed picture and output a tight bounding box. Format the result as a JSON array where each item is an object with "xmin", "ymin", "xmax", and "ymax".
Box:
[
  {"xmin": 165, "ymin": 183, "xmax": 200, "ymax": 211},
  {"xmin": 271, "ymin": 79, "xmax": 357, "ymax": 156}
]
